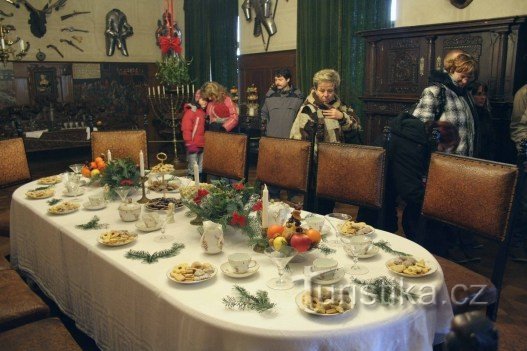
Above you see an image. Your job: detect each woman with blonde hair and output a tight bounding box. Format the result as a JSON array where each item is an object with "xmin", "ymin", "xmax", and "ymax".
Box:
[{"xmin": 200, "ymin": 81, "xmax": 239, "ymax": 132}]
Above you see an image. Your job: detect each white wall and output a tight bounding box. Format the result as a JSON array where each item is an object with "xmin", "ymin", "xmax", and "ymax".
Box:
[
  {"xmin": 396, "ymin": 0, "xmax": 527, "ymax": 27},
  {"xmin": 1, "ymin": 0, "xmax": 173, "ymax": 62}
]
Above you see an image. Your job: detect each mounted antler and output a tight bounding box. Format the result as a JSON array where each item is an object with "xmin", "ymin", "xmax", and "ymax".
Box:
[{"xmin": 19, "ymin": 0, "xmax": 68, "ymax": 38}]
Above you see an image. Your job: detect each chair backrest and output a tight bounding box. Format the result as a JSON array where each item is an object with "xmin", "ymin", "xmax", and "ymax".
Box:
[
  {"xmin": 256, "ymin": 137, "xmax": 312, "ymax": 193},
  {"xmin": 202, "ymin": 131, "xmax": 248, "ymax": 180},
  {"xmin": 422, "ymin": 153, "xmax": 518, "ymax": 241},
  {"xmin": 316, "ymin": 143, "xmax": 386, "ymax": 209},
  {"xmin": 0, "ymin": 138, "xmax": 31, "ymax": 188},
  {"xmin": 91, "ymin": 130, "xmax": 147, "ymax": 166}
]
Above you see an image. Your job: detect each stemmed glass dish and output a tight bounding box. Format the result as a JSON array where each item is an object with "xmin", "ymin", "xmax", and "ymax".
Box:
[
  {"xmin": 154, "ymin": 217, "xmax": 175, "ymax": 243},
  {"xmin": 324, "ymin": 213, "xmax": 352, "ymax": 246},
  {"xmin": 69, "ymin": 163, "xmax": 84, "ymax": 175},
  {"xmin": 264, "ymin": 246, "xmax": 298, "ymax": 290},
  {"xmin": 114, "ymin": 186, "xmax": 131, "ymax": 203},
  {"xmin": 341, "ymin": 235, "xmax": 371, "ymax": 275}
]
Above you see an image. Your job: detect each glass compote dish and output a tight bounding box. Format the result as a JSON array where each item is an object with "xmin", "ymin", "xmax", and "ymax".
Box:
[
  {"xmin": 69, "ymin": 163, "xmax": 84, "ymax": 175},
  {"xmin": 341, "ymin": 235, "xmax": 371, "ymax": 275},
  {"xmin": 324, "ymin": 213, "xmax": 352, "ymax": 246},
  {"xmin": 114, "ymin": 186, "xmax": 131, "ymax": 203},
  {"xmin": 264, "ymin": 246, "xmax": 298, "ymax": 290},
  {"xmin": 154, "ymin": 216, "xmax": 174, "ymax": 243}
]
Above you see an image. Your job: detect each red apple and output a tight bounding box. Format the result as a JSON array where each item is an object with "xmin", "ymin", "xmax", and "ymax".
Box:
[{"xmin": 290, "ymin": 234, "xmax": 312, "ymax": 253}]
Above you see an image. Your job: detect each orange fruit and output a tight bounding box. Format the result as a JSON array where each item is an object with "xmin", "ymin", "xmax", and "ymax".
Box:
[
  {"xmin": 266, "ymin": 225, "xmax": 284, "ymax": 239},
  {"xmin": 95, "ymin": 157, "xmax": 103, "ymax": 163},
  {"xmin": 96, "ymin": 160, "xmax": 106, "ymax": 170},
  {"xmin": 306, "ymin": 229, "xmax": 321, "ymax": 244},
  {"xmin": 90, "ymin": 161, "xmax": 97, "ymax": 169},
  {"xmin": 81, "ymin": 166, "xmax": 91, "ymax": 178}
]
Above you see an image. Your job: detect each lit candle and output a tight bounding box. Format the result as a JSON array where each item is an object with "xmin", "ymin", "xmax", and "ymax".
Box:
[
  {"xmin": 176, "ymin": 86, "xmax": 179, "ymax": 94},
  {"xmin": 139, "ymin": 150, "xmax": 145, "ymax": 177},
  {"xmin": 157, "ymin": 86, "xmax": 161, "ymax": 95},
  {"xmin": 19, "ymin": 39, "xmax": 24, "ymax": 51},
  {"xmin": 162, "ymin": 86, "xmax": 166, "ymax": 95},
  {"xmin": 107, "ymin": 149, "xmax": 112, "ymax": 162},
  {"xmin": 1, "ymin": 39, "xmax": 5, "ymax": 50},
  {"xmin": 192, "ymin": 84, "xmax": 195, "ymax": 94},
  {"xmin": 262, "ymin": 184, "xmax": 269, "ymax": 228},
  {"xmin": 148, "ymin": 87, "xmax": 151, "ymax": 96},
  {"xmin": 193, "ymin": 161, "xmax": 200, "ymax": 186},
  {"xmin": 186, "ymin": 84, "xmax": 189, "ymax": 94}
]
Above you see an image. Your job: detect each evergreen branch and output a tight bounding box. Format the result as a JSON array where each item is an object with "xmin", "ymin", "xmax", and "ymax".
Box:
[
  {"xmin": 373, "ymin": 240, "xmax": 411, "ymax": 257},
  {"xmin": 75, "ymin": 216, "xmax": 108, "ymax": 230},
  {"xmin": 125, "ymin": 242, "xmax": 185, "ymax": 264},
  {"xmin": 32, "ymin": 185, "xmax": 53, "ymax": 191},
  {"xmin": 316, "ymin": 243, "xmax": 336, "ymax": 255},
  {"xmin": 352, "ymin": 276, "xmax": 418, "ymax": 305},
  {"xmin": 47, "ymin": 198, "xmax": 61, "ymax": 206},
  {"xmin": 222, "ymin": 285, "xmax": 276, "ymax": 313}
]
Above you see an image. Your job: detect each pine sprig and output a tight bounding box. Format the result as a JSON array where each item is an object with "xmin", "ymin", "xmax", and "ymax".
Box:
[
  {"xmin": 222, "ymin": 285, "xmax": 276, "ymax": 313},
  {"xmin": 47, "ymin": 198, "xmax": 61, "ymax": 206},
  {"xmin": 352, "ymin": 276, "xmax": 418, "ymax": 305},
  {"xmin": 125, "ymin": 242, "xmax": 185, "ymax": 263},
  {"xmin": 316, "ymin": 243, "xmax": 336, "ymax": 255},
  {"xmin": 75, "ymin": 216, "xmax": 108, "ymax": 230},
  {"xmin": 373, "ymin": 240, "xmax": 411, "ymax": 257},
  {"xmin": 32, "ymin": 185, "xmax": 53, "ymax": 191}
]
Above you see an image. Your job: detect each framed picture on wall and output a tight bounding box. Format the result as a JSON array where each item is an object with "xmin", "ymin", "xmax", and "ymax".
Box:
[{"xmin": 28, "ymin": 66, "xmax": 58, "ymax": 104}]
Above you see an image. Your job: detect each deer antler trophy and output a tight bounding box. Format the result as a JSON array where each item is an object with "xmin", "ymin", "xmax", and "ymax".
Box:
[{"xmin": 18, "ymin": 0, "xmax": 68, "ymax": 38}]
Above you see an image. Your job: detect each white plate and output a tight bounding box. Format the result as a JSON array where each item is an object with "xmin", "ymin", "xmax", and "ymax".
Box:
[
  {"xmin": 26, "ymin": 189, "xmax": 55, "ymax": 199},
  {"xmin": 82, "ymin": 202, "xmax": 107, "ymax": 210},
  {"xmin": 310, "ymin": 268, "xmax": 346, "ymax": 285},
  {"xmin": 220, "ymin": 262, "xmax": 260, "ymax": 278},
  {"xmin": 48, "ymin": 204, "xmax": 80, "ymax": 215},
  {"xmin": 97, "ymin": 231, "xmax": 137, "ymax": 247},
  {"xmin": 37, "ymin": 176, "xmax": 62, "ymax": 185},
  {"xmin": 345, "ymin": 245, "xmax": 380, "ymax": 259},
  {"xmin": 167, "ymin": 265, "xmax": 217, "ymax": 284},
  {"xmin": 295, "ymin": 291, "xmax": 354, "ymax": 317},
  {"xmin": 62, "ymin": 189, "xmax": 85, "ymax": 197},
  {"xmin": 135, "ymin": 221, "xmax": 162, "ymax": 232},
  {"xmin": 385, "ymin": 258, "xmax": 437, "ymax": 278}
]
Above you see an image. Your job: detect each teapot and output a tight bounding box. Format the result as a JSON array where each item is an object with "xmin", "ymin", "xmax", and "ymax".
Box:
[
  {"xmin": 200, "ymin": 221, "xmax": 224, "ymax": 254},
  {"xmin": 118, "ymin": 198, "xmax": 141, "ymax": 222}
]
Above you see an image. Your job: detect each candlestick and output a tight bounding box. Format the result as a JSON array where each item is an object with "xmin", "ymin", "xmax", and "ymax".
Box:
[
  {"xmin": 262, "ymin": 184, "xmax": 269, "ymax": 228},
  {"xmin": 139, "ymin": 150, "xmax": 145, "ymax": 177},
  {"xmin": 193, "ymin": 161, "xmax": 200, "ymax": 186},
  {"xmin": 107, "ymin": 149, "xmax": 112, "ymax": 162},
  {"xmin": 136, "ymin": 176, "xmax": 150, "ymax": 204}
]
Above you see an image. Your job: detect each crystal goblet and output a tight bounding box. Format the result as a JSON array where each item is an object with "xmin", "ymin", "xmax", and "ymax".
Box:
[
  {"xmin": 264, "ymin": 246, "xmax": 298, "ymax": 290},
  {"xmin": 69, "ymin": 163, "xmax": 84, "ymax": 175},
  {"xmin": 114, "ymin": 186, "xmax": 131, "ymax": 203},
  {"xmin": 154, "ymin": 218, "xmax": 175, "ymax": 243},
  {"xmin": 341, "ymin": 235, "xmax": 371, "ymax": 275},
  {"xmin": 324, "ymin": 213, "xmax": 352, "ymax": 246}
]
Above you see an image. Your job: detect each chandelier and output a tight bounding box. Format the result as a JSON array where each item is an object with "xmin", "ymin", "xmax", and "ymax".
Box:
[{"xmin": 0, "ymin": 18, "xmax": 29, "ymax": 67}]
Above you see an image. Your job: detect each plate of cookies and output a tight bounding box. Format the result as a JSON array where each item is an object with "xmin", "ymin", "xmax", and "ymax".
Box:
[
  {"xmin": 48, "ymin": 201, "xmax": 80, "ymax": 214},
  {"xmin": 98, "ymin": 230, "xmax": 137, "ymax": 247},
  {"xmin": 167, "ymin": 261, "xmax": 217, "ymax": 284},
  {"xmin": 386, "ymin": 256, "xmax": 436, "ymax": 278},
  {"xmin": 37, "ymin": 175, "xmax": 62, "ymax": 185},
  {"xmin": 26, "ymin": 187, "xmax": 55, "ymax": 199},
  {"xmin": 296, "ymin": 287, "xmax": 354, "ymax": 317},
  {"xmin": 145, "ymin": 197, "xmax": 183, "ymax": 212}
]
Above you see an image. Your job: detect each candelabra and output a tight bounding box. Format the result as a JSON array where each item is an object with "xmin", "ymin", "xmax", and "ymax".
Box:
[
  {"xmin": 0, "ymin": 19, "xmax": 29, "ymax": 67},
  {"xmin": 148, "ymin": 84, "xmax": 194, "ymax": 166}
]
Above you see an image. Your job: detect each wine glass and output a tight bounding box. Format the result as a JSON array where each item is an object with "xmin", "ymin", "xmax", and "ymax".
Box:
[
  {"xmin": 324, "ymin": 213, "xmax": 352, "ymax": 246},
  {"xmin": 69, "ymin": 163, "xmax": 84, "ymax": 175},
  {"xmin": 114, "ymin": 186, "xmax": 131, "ymax": 203},
  {"xmin": 264, "ymin": 246, "xmax": 298, "ymax": 290},
  {"xmin": 154, "ymin": 217, "xmax": 175, "ymax": 243},
  {"xmin": 341, "ymin": 235, "xmax": 370, "ymax": 275}
]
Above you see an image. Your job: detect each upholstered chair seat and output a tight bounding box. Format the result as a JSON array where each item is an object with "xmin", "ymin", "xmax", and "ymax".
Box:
[
  {"xmin": 0, "ymin": 317, "xmax": 82, "ymax": 350},
  {"xmin": 202, "ymin": 131, "xmax": 248, "ymax": 180},
  {"xmin": 0, "ymin": 270, "xmax": 50, "ymax": 331},
  {"xmin": 91, "ymin": 130, "xmax": 148, "ymax": 165}
]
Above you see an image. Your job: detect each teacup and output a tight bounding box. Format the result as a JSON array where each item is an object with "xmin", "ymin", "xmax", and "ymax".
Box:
[
  {"xmin": 88, "ymin": 194, "xmax": 105, "ymax": 207},
  {"xmin": 65, "ymin": 181, "xmax": 79, "ymax": 194},
  {"xmin": 306, "ymin": 216, "xmax": 325, "ymax": 231},
  {"xmin": 313, "ymin": 257, "xmax": 338, "ymax": 280},
  {"xmin": 228, "ymin": 253, "xmax": 257, "ymax": 274},
  {"xmin": 342, "ymin": 235, "xmax": 373, "ymax": 256},
  {"xmin": 143, "ymin": 213, "xmax": 160, "ymax": 228}
]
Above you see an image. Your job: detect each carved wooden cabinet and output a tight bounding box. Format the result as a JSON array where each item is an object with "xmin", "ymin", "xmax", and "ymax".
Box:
[{"xmin": 359, "ymin": 16, "xmax": 527, "ymax": 162}]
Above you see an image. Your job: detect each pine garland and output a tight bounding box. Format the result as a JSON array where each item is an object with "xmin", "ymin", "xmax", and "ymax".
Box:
[
  {"xmin": 47, "ymin": 198, "xmax": 61, "ymax": 206},
  {"xmin": 316, "ymin": 243, "xmax": 336, "ymax": 255},
  {"xmin": 373, "ymin": 240, "xmax": 411, "ymax": 257},
  {"xmin": 32, "ymin": 185, "xmax": 53, "ymax": 191},
  {"xmin": 352, "ymin": 276, "xmax": 418, "ymax": 305},
  {"xmin": 125, "ymin": 243, "xmax": 185, "ymax": 264},
  {"xmin": 222, "ymin": 285, "xmax": 276, "ymax": 313},
  {"xmin": 75, "ymin": 216, "xmax": 108, "ymax": 230}
]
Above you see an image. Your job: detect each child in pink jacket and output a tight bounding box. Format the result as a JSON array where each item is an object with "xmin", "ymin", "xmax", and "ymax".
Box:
[{"xmin": 181, "ymin": 90, "xmax": 207, "ymax": 179}]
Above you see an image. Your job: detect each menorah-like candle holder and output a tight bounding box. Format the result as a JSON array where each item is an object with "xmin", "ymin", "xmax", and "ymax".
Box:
[{"xmin": 147, "ymin": 84, "xmax": 194, "ymax": 166}]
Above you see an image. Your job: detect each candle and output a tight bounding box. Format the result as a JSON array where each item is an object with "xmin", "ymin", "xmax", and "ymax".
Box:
[
  {"xmin": 193, "ymin": 161, "xmax": 200, "ymax": 186},
  {"xmin": 19, "ymin": 39, "xmax": 24, "ymax": 51},
  {"xmin": 107, "ymin": 149, "xmax": 112, "ymax": 162},
  {"xmin": 139, "ymin": 150, "xmax": 145, "ymax": 177},
  {"xmin": 1, "ymin": 39, "xmax": 5, "ymax": 50},
  {"xmin": 192, "ymin": 84, "xmax": 195, "ymax": 94},
  {"xmin": 148, "ymin": 87, "xmax": 151, "ymax": 96},
  {"xmin": 176, "ymin": 86, "xmax": 179, "ymax": 94},
  {"xmin": 262, "ymin": 184, "xmax": 269, "ymax": 228},
  {"xmin": 186, "ymin": 84, "xmax": 189, "ymax": 94},
  {"xmin": 162, "ymin": 86, "xmax": 166, "ymax": 95},
  {"xmin": 157, "ymin": 86, "xmax": 161, "ymax": 95}
]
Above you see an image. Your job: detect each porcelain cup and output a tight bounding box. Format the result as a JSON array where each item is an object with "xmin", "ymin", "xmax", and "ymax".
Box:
[
  {"xmin": 228, "ymin": 253, "xmax": 257, "ymax": 274},
  {"xmin": 342, "ymin": 235, "xmax": 373, "ymax": 256},
  {"xmin": 143, "ymin": 213, "xmax": 160, "ymax": 228},
  {"xmin": 313, "ymin": 257, "xmax": 338, "ymax": 280}
]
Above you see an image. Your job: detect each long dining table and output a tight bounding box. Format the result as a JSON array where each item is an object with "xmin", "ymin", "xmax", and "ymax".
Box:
[{"xmin": 10, "ymin": 178, "xmax": 453, "ymax": 351}]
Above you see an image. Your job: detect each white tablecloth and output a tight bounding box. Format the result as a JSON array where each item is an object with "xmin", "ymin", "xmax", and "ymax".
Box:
[{"xmin": 10, "ymin": 180, "xmax": 453, "ymax": 351}]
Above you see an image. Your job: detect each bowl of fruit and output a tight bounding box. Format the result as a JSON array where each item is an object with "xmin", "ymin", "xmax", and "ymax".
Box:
[{"xmin": 81, "ymin": 156, "xmax": 107, "ymax": 179}]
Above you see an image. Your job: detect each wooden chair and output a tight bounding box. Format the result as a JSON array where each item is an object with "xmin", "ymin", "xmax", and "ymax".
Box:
[
  {"xmin": 202, "ymin": 131, "xmax": 248, "ymax": 180},
  {"xmin": 91, "ymin": 130, "xmax": 148, "ymax": 166},
  {"xmin": 0, "ymin": 317, "xmax": 82, "ymax": 350},
  {"xmin": 0, "ymin": 138, "xmax": 31, "ymax": 189},
  {"xmin": 417, "ymin": 152, "xmax": 522, "ymax": 321},
  {"xmin": 315, "ymin": 143, "xmax": 387, "ymax": 227},
  {"xmin": 0, "ymin": 269, "xmax": 50, "ymax": 332},
  {"xmin": 256, "ymin": 137, "xmax": 313, "ymax": 210}
]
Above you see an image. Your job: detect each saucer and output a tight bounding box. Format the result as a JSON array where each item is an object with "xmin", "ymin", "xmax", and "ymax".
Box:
[
  {"xmin": 135, "ymin": 221, "xmax": 162, "ymax": 232},
  {"xmin": 63, "ymin": 189, "xmax": 85, "ymax": 197},
  {"xmin": 310, "ymin": 268, "xmax": 346, "ymax": 285},
  {"xmin": 357, "ymin": 245, "xmax": 380, "ymax": 259},
  {"xmin": 220, "ymin": 262, "xmax": 260, "ymax": 278},
  {"xmin": 83, "ymin": 201, "xmax": 107, "ymax": 210}
]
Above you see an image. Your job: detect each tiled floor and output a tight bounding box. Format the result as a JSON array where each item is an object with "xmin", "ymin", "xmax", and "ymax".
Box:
[{"xmin": 2, "ymin": 147, "xmax": 526, "ymax": 349}]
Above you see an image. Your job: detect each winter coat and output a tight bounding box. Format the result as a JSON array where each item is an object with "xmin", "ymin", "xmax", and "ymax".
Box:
[
  {"xmin": 413, "ymin": 70, "xmax": 477, "ymax": 156},
  {"xmin": 261, "ymin": 85, "xmax": 304, "ymax": 138},
  {"xmin": 206, "ymin": 96, "xmax": 239, "ymax": 132},
  {"xmin": 181, "ymin": 103, "xmax": 206, "ymax": 147},
  {"xmin": 290, "ymin": 91, "xmax": 360, "ymax": 143}
]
